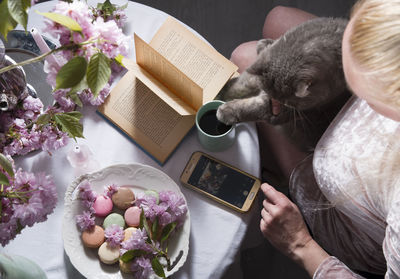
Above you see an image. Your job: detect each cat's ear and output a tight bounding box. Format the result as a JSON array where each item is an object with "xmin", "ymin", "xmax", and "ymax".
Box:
[
  {"xmin": 256, "ymin": 38, "xmax": 274, "ymax": 54},
  {"xmin": 295, "ymin": 81, "xmax": 311, "ymax": 98}
]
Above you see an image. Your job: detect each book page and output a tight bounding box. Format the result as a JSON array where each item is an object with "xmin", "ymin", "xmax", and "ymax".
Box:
[
  {"xmin": 150, "ymin": 17, "xmax": 238, "ymax": 103},
  {"xmin": 122, "ymin": 57, "xmax": 196, "ymax": 116},
  {"xmin": 98, "ymin": 71, "xmax": 195, "ymax": 164},
  {"xmin": 135, "ymin": 34, "xmax": 203, "ymax": 112}
]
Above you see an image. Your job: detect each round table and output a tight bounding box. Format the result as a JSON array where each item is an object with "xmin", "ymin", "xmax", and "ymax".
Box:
[{"xmin": 1, "ymin": 1, "xmax": 261, "ymax": 278}]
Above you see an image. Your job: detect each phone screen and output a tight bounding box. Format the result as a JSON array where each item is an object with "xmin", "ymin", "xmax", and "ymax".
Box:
[{"xmin": 188, "ymin": 155, "xmax": 256, "ymax": 208}]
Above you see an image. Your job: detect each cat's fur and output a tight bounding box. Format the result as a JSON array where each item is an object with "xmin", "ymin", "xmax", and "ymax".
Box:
[{"xmin": 216, "ymin": 17, "xmax": 351, "ymax": 152}]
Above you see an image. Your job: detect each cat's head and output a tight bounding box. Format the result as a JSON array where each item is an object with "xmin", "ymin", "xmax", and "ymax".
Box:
[{"xmin": 249, "ymin": 21, "xmax": 347, "ymax": 114}]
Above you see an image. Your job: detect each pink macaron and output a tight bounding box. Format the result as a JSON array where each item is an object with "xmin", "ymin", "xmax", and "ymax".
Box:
[
  {"xmin": 124, "ymin": 206, "xmax": 141, "ymax": 227},
  {"xmin": 93, "ymin": 195, "xmax": 113, "ymax": 217}
]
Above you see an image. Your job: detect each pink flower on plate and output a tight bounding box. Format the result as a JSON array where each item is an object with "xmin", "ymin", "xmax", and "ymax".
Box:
[
  {"xmin": 105, "ymin": 184, "xmax": 119, "ymax": 198},
  {"xmin": 104, "ymin": 224, "xmax": 124, "ymax": 248},
  {"xmin": 130, "ymin": 256, "xmax": 154, "ymax": 279},
  {"xmin": 76, "ymin": 211, "xmax": 95, "ymax": 231},
  {"xmin": 78, "ymin": 181, "xmax": 97, "ymax": 211},
  {"xmin": 120, "ymin": 228, "xmax": 153, "ymax": 256}
]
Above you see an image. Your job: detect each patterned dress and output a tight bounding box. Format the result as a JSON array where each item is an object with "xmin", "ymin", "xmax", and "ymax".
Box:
[{"xmin": 290, "ymin": 96, "xmax": 400, "ymax": 278}]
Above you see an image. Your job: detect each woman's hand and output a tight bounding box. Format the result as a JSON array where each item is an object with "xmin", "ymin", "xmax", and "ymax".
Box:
[{"xmin": 260, "ymin": 183, "xmax": 329, "ymax": 276}]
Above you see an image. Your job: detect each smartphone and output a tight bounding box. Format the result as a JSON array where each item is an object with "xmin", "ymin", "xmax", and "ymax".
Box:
[{"xmin": 180, "ymin": 151, "xmax": 261, "ymax": 213}]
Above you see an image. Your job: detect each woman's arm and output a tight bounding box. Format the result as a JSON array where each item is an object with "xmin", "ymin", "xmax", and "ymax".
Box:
[{"xmin": 260, "ymin": 183, "xmax": 329, "ymax": 276}]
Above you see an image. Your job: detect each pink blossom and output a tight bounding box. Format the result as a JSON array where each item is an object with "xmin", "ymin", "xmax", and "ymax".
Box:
[
  {"xmin": 135, "ymin": 193, "xmax": 159, "ymax": 222},
  {"xmin": 40, "ymin": 126, "xmax": 69, "ymax": 151},
  {"xmin": 34, "ymin": 172, "xmax": 58, "ymax": 214},
  {"xmin": 0, "ymin": 163, "xmax": 57, "ymax": 246},
  {"xmin": 23, "ymin": 96, "xmax": 43, "ymax": 112},
  {"xmin": 40, "ymin": 0, "xmax": 130, "ymax": 107},
  {"xmin": 91, "ymin": 17, "xmax": 130, "ymax": 58},
  {"xmin": 104, "ymin": 224, "xmax": 124, "ymax": 248},
  {"xmin": 76, "ymin": 211, "xmax": 95, "ymax": 231},
  {"xmin": 13, "ymin": 195, "xmax": 45, "ymax": 227},
  {"xmin": 136, "ymin": 190, "xmax": 188, "ymax": 227},
  {"xmin": 79, "ymin": 84, "xmax": 111, "ymax": 106},
  {"xmin": 52, "ymin": 89, "xmax": 75, "ymax": 109},
  {"xmin": 105, "ymin": 184, "xmax": 119, "ymax": 198},
  {"xmin": 0, "ymin": 219, "xmax": 18, "ymax": 247},
  {"xmin": 159, "ymin": 190, "xmax": 188, "ymax": 227},
  {"xmin": 120, "ymin": 228, "xmax": 153, "ymax": 256},
  {"xmin": 78, "ymin": 181, "xmax": 96, "ymax": 211},
  {"xmin": 130, "ymin": 256, "xmax": 154, "ymax": 279}
]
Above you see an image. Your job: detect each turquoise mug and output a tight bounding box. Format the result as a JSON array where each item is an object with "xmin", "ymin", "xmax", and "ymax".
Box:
[
  {"xmin": 195, "ymin": 100, "xmax": 235, "ymax": 152},
  {"xmin": 0, "ymin": 253, "xmax": 47, "ymax": 279}
]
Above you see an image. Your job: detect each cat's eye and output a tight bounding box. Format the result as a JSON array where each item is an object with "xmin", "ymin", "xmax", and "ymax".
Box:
[{"xmin": 295, "ymin": 81, "xmax": 311, "ymax": 98}]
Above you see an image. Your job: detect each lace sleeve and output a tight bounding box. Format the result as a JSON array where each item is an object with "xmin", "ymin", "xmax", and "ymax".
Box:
[
  {"xmin": 383, "ymin": 200, "xmax": 400, "ymax": 278},
  {"xmin": 313, "ymin": 257, "xmax": 365, "ymax": 279}
]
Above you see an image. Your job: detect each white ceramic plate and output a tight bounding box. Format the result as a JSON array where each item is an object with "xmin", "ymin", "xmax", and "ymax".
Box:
[{"xmin": 62, "ymin": 164, "xmax": 190, "ymax": 279}]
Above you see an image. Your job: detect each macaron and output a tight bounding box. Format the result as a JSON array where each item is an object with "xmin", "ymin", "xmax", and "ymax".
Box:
[
  {"xmin": 112, "ymin": 186, "xmax": 135, "ymax": 210},
  {"xmin": 93, "ymin": 195, "xmax": 113, "ymax": 217},
  {"xmin": 119, "ymin": 259, "xmax": 133, "ymax": 273},
  {"xmin": 103, "ymin": 213, "xmax": 125, "ymax": 229},
  {"xmin": 98, "ymin": 242, "xmax": 120, "ymax": 264},
  {"xmin": 81, "ymin": 225, "xmax": 105, "ymax": 248},
  {"xmin": 124, "ymin": 206, "xmax": 141, "ymax": 227},
  {"xmin": 123, "ymin": 227, "xmax": 137, "ymax": 241}
]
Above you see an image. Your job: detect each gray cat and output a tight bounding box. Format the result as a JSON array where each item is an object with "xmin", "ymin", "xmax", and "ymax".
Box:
[{"xmin": 216, "ymin": 17, "xmax": 350, "ymax": 152}]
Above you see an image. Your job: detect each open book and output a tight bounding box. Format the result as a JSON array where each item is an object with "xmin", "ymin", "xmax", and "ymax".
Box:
[{"xmin": 98, "ymin": 17, "xmax": 238, "ymax": 164}]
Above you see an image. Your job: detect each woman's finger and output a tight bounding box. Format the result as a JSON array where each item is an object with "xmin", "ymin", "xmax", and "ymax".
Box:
[
  {"xmin": 263, "ymin": 199, "xmax": 279, "ymax": 217},
  {"xmin": 261, "ymin": 207, "xmax": 272, "ymax": 222},
  {"xmin": 261, "ymin": 183, "xmax": 290, "ymax": 206},
  {"xmin": 260, "ymin": 218, "xmax": 269, "ymax": 234}
]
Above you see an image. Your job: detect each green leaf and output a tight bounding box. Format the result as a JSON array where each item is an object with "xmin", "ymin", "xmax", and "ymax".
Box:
[
  {"xmin": 54, "ymin": 112, "xmax": 84, "ymax": 140},
  {"xmin": 119, "ymin": 3, "xmax": 128, "ymax": 10},
  {"xmin": 55, "ymin": 57, "xmax": 87, "ymax": 90},
  {"xmin": 120, "ymin": 249, "xmax": 147, "ymax": 263},
  {"xmin": 36, "ymin": 113, "xmax": 52, "ymax": 126},
  {"xmin": 67, "ymin": 77, "xmax": 88, "ymax": 107},
  {"xmin": 139, "ymin": 209, "xmax": 152, "ymax": 240},
  {"xmin": 0, "ymin": 153, "xmax": 14, "ymax": 178},
  {"xmin": 64, "ymin": 111, "xmax": 83, "ymax": 120},
  {"xmin": 161, "ymin": 222, "xmax": 177, "ymax": 244},
  {"xmin": 87, "ymin": 52, "xmax": 111, "ymax": 98},
  {"xmin": 0, "ymin": 0, "xmax": 18, "ymax": 40},
  {"xmin": 0, "ymin": 172, "xmax": 10, "ymax": 186},
  {"xmin": 151, "ymin": 257, "xmax": 166, "ymax": 278},
  {"xmin": 114, "ymin": 54, "xmax": 124, "ymax": 67},
  {"xmin": 152, "ymin": 217, "xmax": 159, "ymax": 238},
  {"xmin": 7, "ymin": 0, "xmax": 30, "ymax": 31},
  {"xmin": 36, "ymin": 11, "xmax": 82, "ymax": 32},
  {"xmin": 96, "ymin": 0, "xmax": 117, "ymax": 19},
  {"xmin": 67, "ymin": 92, "xmax": 83, "ymax": 107}
]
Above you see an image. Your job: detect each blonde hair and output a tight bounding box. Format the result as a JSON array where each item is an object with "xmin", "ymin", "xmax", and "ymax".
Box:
[{"xmin": 349, "ymin": 0, "xmax": 400, "ymax": 106}]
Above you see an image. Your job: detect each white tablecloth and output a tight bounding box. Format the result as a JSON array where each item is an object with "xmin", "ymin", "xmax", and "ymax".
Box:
[{"xmin": 1, "ymin": 1, "xmax": 260, "ymax": 278}]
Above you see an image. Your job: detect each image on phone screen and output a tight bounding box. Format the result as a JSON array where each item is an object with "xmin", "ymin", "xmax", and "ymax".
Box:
[{"xmin": 187, "ymin": 155, "xmax": 256, "ymax": 208}]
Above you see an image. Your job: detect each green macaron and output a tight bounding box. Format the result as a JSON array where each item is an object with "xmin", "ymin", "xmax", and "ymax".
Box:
[{"xmin": 103, "ymin": 213, "xmax": 125, "ymax": 229}]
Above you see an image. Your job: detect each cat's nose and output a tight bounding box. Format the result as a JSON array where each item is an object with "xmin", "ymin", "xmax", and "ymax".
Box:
[{"xmin": 271, "ymin": 98, "xmax": 281, "ymax": 115}]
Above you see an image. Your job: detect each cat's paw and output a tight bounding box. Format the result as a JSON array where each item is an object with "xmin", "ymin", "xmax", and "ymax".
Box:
[
  {"xmin": 256, "ymin": 38, "xmax": 274, "ymax": 54},
  {"xmin": 216, "ymin": 78, "xmax": 239, "ymax": 101},
  {"xmin": 216, "ymin": 103, "xmax": 240, "ymax": 125}
]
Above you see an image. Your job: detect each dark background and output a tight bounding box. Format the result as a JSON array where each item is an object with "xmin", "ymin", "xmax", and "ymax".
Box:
[{"xmin": 132, "ymin": 0, "xmax": 356, "ymax": 58}]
